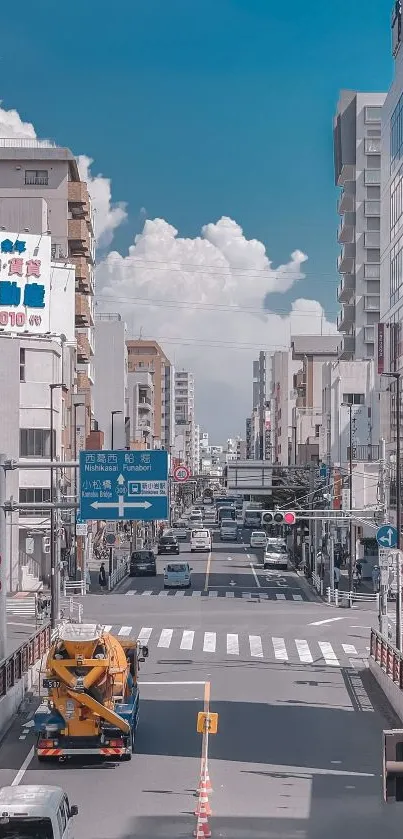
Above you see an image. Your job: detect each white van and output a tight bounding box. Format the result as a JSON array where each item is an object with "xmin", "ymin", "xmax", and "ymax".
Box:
[
  {"xmin": 190, "ymin": 528, "xmax": 212, "ymax": 552},
  {"xmin": 0, "ymin": 785, "xmax": 79, "ymax": 838}
]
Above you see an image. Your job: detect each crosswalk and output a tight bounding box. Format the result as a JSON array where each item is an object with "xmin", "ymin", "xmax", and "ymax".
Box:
[
  {"xmin": 99, "ymin": 624, "xmax": 368, "ymax": 668},
  {"xmin": 124, "ymin": 588, "xmax": 306, "ymax": 601}
]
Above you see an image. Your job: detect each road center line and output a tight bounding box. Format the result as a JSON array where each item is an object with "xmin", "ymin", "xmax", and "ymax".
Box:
[
  {"xmin": 249, "ymin": 561, "xmax": 261, "ymax": 588},
  {"xmin": 204, "ymin": 551, "xmax": 212, "ymax": 592}
]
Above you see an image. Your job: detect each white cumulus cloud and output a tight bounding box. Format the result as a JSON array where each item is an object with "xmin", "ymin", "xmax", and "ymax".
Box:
[
  {"xmin": 0, "ymin": 103, "xmax": 126, "ymax": 247},
  {"xmin": 96, "ymin": 217, "xmax": 337, "ymax": 438}
]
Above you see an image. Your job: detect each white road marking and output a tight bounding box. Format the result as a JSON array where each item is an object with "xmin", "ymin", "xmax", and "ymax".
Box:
[
  {"xmin": 292, "ymin": 594, "xmax": 303, "ymax": 601},
  {"xmin": 295, "ymin": 640, "xmax": 313, "ymax": 663},
  {"xmin": 180, "ymin": 630, "xmax": 195, "ymax": 650},
  {"xmin": 102, "ymin": 625, "xmax": 112, "ymax": 633},
  {"xmin": 203, "ymin": 632, "xmax": 216, "ymax": 653},
  {"xmin": 158, "ymin": 629, "xmax": 173, "ymax": 648},
  {"xmin": 141, "ymin": 681, "xmax": 205, "ymax": 686},
  {"xmin": 227, "ymin": 634, "xmax": 240, "ymax": 655},
  {"xmin": 126, "ymin": 590, "xmax": 136, "ymax": 596},
  {"xmin": 175, "ymin": 590, "xmax": 185, "ymax": 597},
  {"xmin": 272, "ymin": 637, "xmax": 288, "ymax": 661},
  {"xmin": 310, "ymin": 617, "xmax": 346, "ymax": 626},
  {"xmin": 137, "ymin": 627, "xmax": 153, "ymax": 644},
  {"xmin": 342, "ymin": 644, "xmax": 358, "ymax": 655},
  {"xmin": 192, "ymin": 591, "xmax": 202, "ymax": 597},
  {"xmin": 275, "ymin": 593, "xmax": 286, "ymax": 600},
  {"xmin": 141, "ymin": 590, "xmax": 153, "ymax": 596},
  {"xmin": 158, "ymin": 591, "xmax": 169, "ymax": 597},
  {"xmin": 118, "ymin": 626, "xmax": 132, "ymax": 636},
  {"xmin": 249, "ymin": 635, "xmax": 264, "ymax": 657},
  {"xmin": 12, "ymin": 747, "xmax": 34, "ymax": 785},
  {"xmin": 318, "ymin": 641, "xmax": 339, "ymax": 666},
  {"xmin": 225, "ymin": 592, "xmax": 235, "ymax": 598},
  {"xmin": 208, "ymin": 591, "xmax": 218, "ymax": 598},
  {"xmin": 249, "ymin": 562, "xmax": 261, "ymax": 588}
]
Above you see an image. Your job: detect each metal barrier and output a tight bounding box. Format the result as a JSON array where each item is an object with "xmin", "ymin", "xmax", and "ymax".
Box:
[
  {"xmin": 108, "ymin": 561, "xmax": 128, "ymax": 591},
  {"xmin": 59, "ymin": 597, "xmax": 83, "ymax": 623},
  {"xmin": 63, "ymin": 580, "xmax": 85, "ymax": 597},
  {"xmin": 0, "ymin": 624, "xmax": 51, "ymax": 698},
  {"xmin": 327, "ymin": 587, "xmax": 379, "ymax": 607},
  {"xmin": 312, "ymin": 572, "xmax": 323, "ymax": 596},
  {"xmin": 370, "ymin": 628, "xmax": 403, "ymax": 688}
]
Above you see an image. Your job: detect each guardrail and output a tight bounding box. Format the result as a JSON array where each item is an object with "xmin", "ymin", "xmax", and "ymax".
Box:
[
  {"xmin": 63, "ymin": 580, "xmax": 86, "ymax": 597},
  {"xmin": 370, "ymin": 628, "xmax": 403, "ymax": 688},
  {"xmin": 0, "ymin": 624, "xmax": 51, "ymax": 698},
  {"xmin": 312, "ymin": 572, "xmax": 324, "ymax": 595},
  {"xmin": 108, "ymin": 561, "xmax": 128, "ymax": 591},
  {"xmin": 60, "ymin": 597, "xmax": 83, "ymax": 623},
  {"xmin": 327, "ymin": 587, "xmax": 379, "ymax": 607}
]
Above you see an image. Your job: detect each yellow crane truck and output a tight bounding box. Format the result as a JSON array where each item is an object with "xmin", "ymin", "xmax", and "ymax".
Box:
[{"xmin": 34, "ymin": 623, "xmax": 148, "ymax": 762}]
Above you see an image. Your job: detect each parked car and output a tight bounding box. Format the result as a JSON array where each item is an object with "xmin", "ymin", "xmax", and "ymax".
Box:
[
  {"xmin": 164, "ymin": 562, "xmax": 192, "ymax": 589},
  {"xmin": 249, "ymin": 531, "xmax": 267, "ymax": 549},
  {"xmin": 263, "ymin": 543, "xmax": 288, "ymax": 570},
  {"xmin": 220, "ymin": 519, "xmax": 238, "ymax": 541},
  {"xmin": 190, "ymin": 528, "xmax": 212, "ymax": 552},
  {"xmin": 129, "ymin": 550, "xmax": 156, "ymax": 577},
  {"xmin": 157, "ymin": 534, "xmax": 180, "ymax": 555}
]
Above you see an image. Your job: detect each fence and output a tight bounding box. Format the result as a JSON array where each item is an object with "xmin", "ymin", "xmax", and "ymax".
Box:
[
  {"xmin": 370, "ymin": 628, "xmax": 403, "ymax": 688},
  {"xmin": 108, "ymin": 560, "xmax": 128, "ymax": 591},
  {"xmin": 327, "ymin": 587, "xmax": 379, "ymax": 607},
  {"xmin": 312, "ymin": 572, "xmax": 324, "ymax": 596},
  {"xmin": 59, "ymin": 597, "xmax": 83, "ymax": 623},
  {"xmin": 63, "ymin": 580, "xmax": 86, "ymax": 597},
  {"xmin": 0, "ymin": 624, "xmax": 51, "ymax": 698}
]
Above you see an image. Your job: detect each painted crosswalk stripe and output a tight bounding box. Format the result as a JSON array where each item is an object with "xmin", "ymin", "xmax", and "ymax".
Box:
[
  {"xmin": 295, "ymin": 640, "xmax": 313, "ymax": 663},
  {"xmin": 342, "ymin": 644, "xmax": 358, "ymax": 656},
  {"xmin": 249, "ymin": 635, "xmax": 263, "ymax": 658},
  {"xmin": 318, "ymin": 641, "xmax": 339, "ymax": 666},
  {"xmin": 292, "ymin": 594, "xmax": 303, "ymax": 601},
  {"xmin": 192, "ymin": 591, "xmax": 201, "ymax": 597},
  {"xmin": 225, "ymin": 592, "xmax": 235, "ymax": 598},
  {"xmin": 118, "ymin": 626, "xmax": 132, "ymax": 636},
  {"xmin": 272, "ymin": 637, "xmax": 288, "ymax": 660},
  {"xmin": 137, "ymin": 627, "xmax": 153, "ymax": 644},
  {"xmin": 158, "ymin": 629, "xmax": 173, "ymax": 648},
  {"xmin": 158, "ymin": 591, "xmax": 169, "ymax": 597},
  {"xmin": 275, "ymin": 593, "xmax": 286, "ymax": 601},
  {"xmin": 227, "ymin": 634, "xmax": 239, "ymax": 655},
  {"xmin": 203, "ymin": 632, "xmax": 216, "ymax": 653},
  {"xmin": 142, "ymin": 591, "xmax": 153, "ymax": 596},
  {"xmin": 102, "ymin": 625, "xmax": 112, "ymax": 633},
  {"xmin": 125, "ymin": 591, "xmax": 136, "ymax": 596},
  {"xmin": 208, "ymin": 591, "xmax": 218, "ymax": 598},
  {"xmin": 180, "ymin": 630, "xmax": 194, "ymax": 650},
  {"xmin": 175, "ymin": 590, "xmax": 185, "ymax": 597}
]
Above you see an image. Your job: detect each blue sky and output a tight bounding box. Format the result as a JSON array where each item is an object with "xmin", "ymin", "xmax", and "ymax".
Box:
[{"xmin": 0, "ymin": 0, "xmax": 395, "ymax": 436}]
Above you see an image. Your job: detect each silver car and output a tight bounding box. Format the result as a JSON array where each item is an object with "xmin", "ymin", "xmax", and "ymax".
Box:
[{"xmin": 264, "ymin": 543, "xmax": 288, "ymax": 570}]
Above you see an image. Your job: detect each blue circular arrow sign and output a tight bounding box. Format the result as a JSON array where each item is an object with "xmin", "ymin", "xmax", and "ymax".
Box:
[{"xmin": 376, "ymin": 524, "xmax": 398, "ymax": 548}]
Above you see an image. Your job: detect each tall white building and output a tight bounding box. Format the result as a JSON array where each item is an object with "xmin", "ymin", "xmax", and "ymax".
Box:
[
  {"xmin": 93, "ymin": 314, "xmax": 127, "ymax": 449},
  {"xmin": 251, "ymin": 352, "xmax": 273, "ymax": 460},
  {"xmin": 174, "ymin": 370, "xmax": 196, "ymax": 472},
  {"xmin": 334, "ymin": 90, "xmax": 386, "ymax": 361},
  {"xmin": 271, "ymin": 350, "xmax": 299, "ymax": 465}
]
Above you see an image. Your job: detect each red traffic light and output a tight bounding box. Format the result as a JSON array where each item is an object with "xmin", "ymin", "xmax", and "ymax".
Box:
[{"xmin": 283, "ymin": 511, "xmax": 296, "ymax": 525}]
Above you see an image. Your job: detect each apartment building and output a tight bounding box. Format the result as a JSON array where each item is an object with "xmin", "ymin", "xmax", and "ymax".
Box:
[
  {"xmin": 174, "ymin": 370, "xmax": 196, "ymax": 472},
  {"xmin": 334, "ymin": 90, "xmax": 386, "ymax": 361},
  {"xmin": 290, "ymin": 335, "xmax": 339, "ymax": 464},
  {"xmin": 126, "ymin": 339, "xmax": 174, "ymax": 450},
  {"xmin": 93, "ymin": 314, "xmax": 128, "ymax": 449},
  {"xmin": 252, "ymin": 352, "xmax": 273, "ymax": 461},
  {"xmin": 271, "ymin": 350, "xmax": 299, "ymax": 465},
  {"xmin": 0, "ymin": 140, "xmax": 95, "ymax": 441}
]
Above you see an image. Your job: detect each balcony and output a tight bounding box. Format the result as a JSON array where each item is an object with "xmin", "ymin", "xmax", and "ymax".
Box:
[
  {"xmin": 51, "ymin": 243, "xmax": 67, "ymax": 261},
  {"xmin": 337, "ymin": 303, "xmax": 354, "ymax": 332},
  {"xmin": 77, "ymin": 371, "xmax": 92, "ymax": 394},
  {"xmin": 338, "ymin": 335, "xmax": 355, "ymax": 360},
  {"xmin": 72, "ymin": 256, "xmax": 93, "ymax": 294},
  {"xmin": 337, "ymin": 274, "xmax": 355, "ymax": 303},
  {"xmin": 337, "ymin": 215, "xmax": 355, "ymax": 244},
  {"xmin": 75, "ymin": 293, "xmax": 94, "ymax": 327},
  {"xmin": 337, "ymin": 163, "xmax": 356, "ymax": 186},
  {"xmin": 68, "ymin": 180, "xmax": 88, "ymax": 207},
  {"xmin": 364, "ymin": 169, "xmax": 381, "ymax": 185},
  {"xmin": 77, "ymin": 332, "xmax": 92, "ymax": 363},
  {"xmin": 364, "ymin": 200, "xmax": 380, "ymax": 216},
  {"xmin": 337, "ymin": 244, "xmax": 355, "ymax": 274},
  {"xmin": 68, "ymin": 218, "xmax": 92, "ymax": 260},
  {"xmin": 364, "ymin": 231, "xmax": 380, "ymax": 248},
  {"xmin": 365, "ymin": 137, "xmax": 381, "ymax": 154},
  {"xmin": 364, "ymin": 294, "xmax": 380, "ymax": 311},
  {"xmin": 337, "ymin": 191, "xmax": 355, "ymax": 214},
  {"xmin": 364, "ymin": 325, "xmax": 375, "ymax": 343},
  {"xmin": 348, "ymin": 444, "xmax": 380, "ymax": 461}
]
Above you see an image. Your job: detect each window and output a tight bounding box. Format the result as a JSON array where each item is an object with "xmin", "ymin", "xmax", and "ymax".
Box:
[
  {"xmin": 364, "ymin": 169, "xmax": 381, "ymax": 185},
  {"xmin": 342, "ymin": 393, "xmax": 365, "ymax": 405},
  {"xmin": 391, "ymin": 94, "xmax": 403, "ymax": 172},
  {"xmin": 315, "ymin": 424, "xmax": 320, "ymax": 438},
  {"xmin": 365, "ymin": 106, "xmax": 382, "ymax": 123},
  {"xmin": 19, "ymin": 487, "xmax": 51, "ymax": 517},
  {"xmin": 391, "ymin": 170, "xmax": 403, "ymax": 239},
  {"xmin": 390, "ymin": 232, "xmax": 403, "ymax": 306},
  {"xmin": 364, "ymin": 263, "xmax": 380, "ymax": 278},
  {"xmin": 24, "ymin": 169, "xmax": 48, "ymax": 186},
  {"xmin": 20, "ymin": 428, "xmax": 55, "ymax": 458},
  {"xmin": 19, "ymin": 347, "xmax": 25, "ymax": 382},
  {"xmin": 365, "ymin": 137, "xmax": 381, "ymax": 154}
]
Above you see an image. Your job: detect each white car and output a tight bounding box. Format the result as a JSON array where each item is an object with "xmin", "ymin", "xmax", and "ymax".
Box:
[
  {"xmin": 164, "ymin": 562, "xmax": 192, "ymax": 588},
  {"xmin": 250, "ymin": 531, "xmax": 267, "ymax": 549},
  {"xmin": 264, "ymin": 543, "xmax": 289, "ymax": 570},
  {"xmin": 190, "ymin": 528, "xmax": 212, "ymax": 552}
]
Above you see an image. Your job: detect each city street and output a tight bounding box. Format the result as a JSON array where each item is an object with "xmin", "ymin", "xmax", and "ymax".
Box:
[{"xmin": 0, "ymin": 531, "xmax": 401, "ymax": 837}]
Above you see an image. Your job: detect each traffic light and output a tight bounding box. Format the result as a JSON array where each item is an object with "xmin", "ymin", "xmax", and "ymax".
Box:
[
  {"xmin": 261, "ymin": 511, "xmax": 296, "ymax": 525},
  {"xmin": 383, "ymin": 730, "xmax": 403, "ymax": 802}
]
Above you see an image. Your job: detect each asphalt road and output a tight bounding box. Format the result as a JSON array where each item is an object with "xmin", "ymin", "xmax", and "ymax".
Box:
[
  {"xmin": 0, "ymin": 529, "xmax": 401, "ymax": 837},
  {"xmin": 6, "ymin": 617, "xmax": 38, "ymax": 655}
]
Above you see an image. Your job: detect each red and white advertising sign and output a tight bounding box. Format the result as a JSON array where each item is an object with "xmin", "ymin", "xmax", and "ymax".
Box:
[{"xmin": 173, "ymin": 464, "xmax": 191, "ymax": 482}]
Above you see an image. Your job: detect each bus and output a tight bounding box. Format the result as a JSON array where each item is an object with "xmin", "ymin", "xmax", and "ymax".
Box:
[
  {"xmin": 243, "ymin": 509, "xmax": 262, "ymax": 529},
  {"xmin": 217, "ymin": 505, "xmax": 236, "ymax": 523}
]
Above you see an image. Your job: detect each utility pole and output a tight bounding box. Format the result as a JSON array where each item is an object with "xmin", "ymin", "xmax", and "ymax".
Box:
[
  {"xmin": 382, "ymin": 372, "xmax": 402, "ymax": 648},
  {"xmin": 0, "ymin": 455, "xmax": 7, "ymax": 661},
  {"xmin": 308, "ymin": 465, "xmax": 315, "ymax": 575},
  {"xmin": 341, "ymin": 402, "xmax": 354, "ymax": 594},
  {"xmin": 378, "ymin": 439, "xmax": 389, "ymax": 638}
]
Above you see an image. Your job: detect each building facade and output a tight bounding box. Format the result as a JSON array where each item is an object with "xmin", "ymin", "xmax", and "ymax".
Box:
[
  {"xmin": 334, "ymin": 90, "xmax": 386, "ymax": 361},
  {"xmin": 251, "ymin": 352, "xmax": 273, "ymax": 460},
  {"xmin": 174, "ymin": 370, "xmax": 196, "ymax": 472},
  {"xmin": 93, "ymin": 314, "xmax": 127, "ymax": 450},
  {"xmin": 290, "ymin": 335, "xmax": 339, "ymax": 464},
  {"xmin": 126, "ymin": 339, "xmax": 174, "ymax": 451}
]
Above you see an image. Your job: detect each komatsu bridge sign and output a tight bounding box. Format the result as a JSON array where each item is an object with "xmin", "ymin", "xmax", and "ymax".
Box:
[{"xmin": 79, "ymin": 450, "xmax": 169, "ymax": 521}]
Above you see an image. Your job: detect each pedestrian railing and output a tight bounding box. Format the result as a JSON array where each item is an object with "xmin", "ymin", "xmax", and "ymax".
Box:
[
  {"xmin": 59, "ymin": 597, "xmax": 83, "ymax": 624},
  {"xmin": 312, "ymin": 572, "xmax": 324, "ymax": 595},
  {"xmin": 108, "ymin": 561, "xmax": 128, "ymax": 591},
  {"xmin": 326, "ymin": 587, "xmax": 379, "ymax": 607},
  {"xmin": 63, "ymin": 580, "xmax": 86, "ymax": 597},
  {"xmin": 0, "ymin": 624, "xmax": 51, "ymax": 698},
  {"xmin": 370, "ymin": 628, "xmax": 403, "ymax": 688}
]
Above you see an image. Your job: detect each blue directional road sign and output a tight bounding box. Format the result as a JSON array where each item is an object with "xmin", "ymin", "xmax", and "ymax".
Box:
[
  {"xmin": 79, "ymin": 450, "xmax": 169, "ymax": 521},
  {"xmin": 376, "ymin": 524, "xmax": 398, "ymax": 549},
  {"xmin": 319, "ymin": 463, "xmax": 329, "ymax": 479}
]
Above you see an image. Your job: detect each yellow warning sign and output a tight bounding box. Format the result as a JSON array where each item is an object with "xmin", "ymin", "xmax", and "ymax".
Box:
[{"xmin": 197, "ymin": 711, "xmax": 218, "ymax": 734}]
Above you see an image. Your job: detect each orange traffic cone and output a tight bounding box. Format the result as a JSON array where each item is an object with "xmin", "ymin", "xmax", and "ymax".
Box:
[
  {"xmin": 193, "ymin": 821, "xmax": 205, "ymax": 838},
  {"xmin": 193, "ymin": 813, "xmax": 211, "ymax": 838},
  {"xmin": 195, "ymin": 790, "xmax": 212, "ymax": 817},
  {"xmin": 198, "ymin": 766, "xmax": 213, "ymax": 795},
  {"xmin": 204, "ymin": 765, "xmax": 213, "ymax": 794}
]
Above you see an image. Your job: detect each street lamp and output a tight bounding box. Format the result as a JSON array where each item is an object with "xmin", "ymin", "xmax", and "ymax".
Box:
[
  {"xmin": 111, "ymin": 410, "xmax": 123, "ymax": 449},
  {"xmin": 50, "ymin": 383, "xmax": 66, "ymax": 629},
  {"xmin": 382, "ymin": 371, "xmax": 402, "ymax": 649},
  {"xmin": 341, "ymin": 402, "xmax": 354, "ymax": 594}
]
